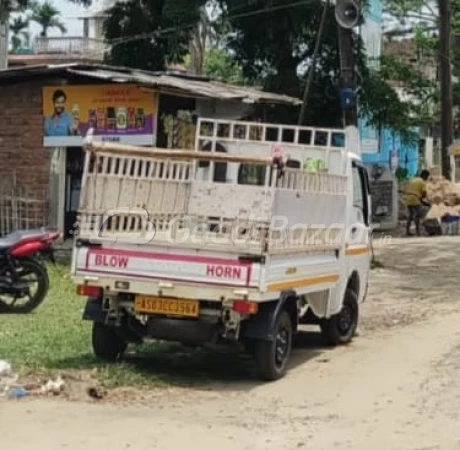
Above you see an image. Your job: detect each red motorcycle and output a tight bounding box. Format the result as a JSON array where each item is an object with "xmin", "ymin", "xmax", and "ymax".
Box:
[{"xmin": 0, "ymin": 227, "xmax": 61, "ymax": 313}]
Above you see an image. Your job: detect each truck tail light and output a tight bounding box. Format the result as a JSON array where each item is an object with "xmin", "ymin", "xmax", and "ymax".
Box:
[
  {"xmin": 232, "ymin": 300, "xmax": 258, "ymax": 315},
  {"xmin": 76, "ymin": 285, "xmax": 102, "ymax": 298}
]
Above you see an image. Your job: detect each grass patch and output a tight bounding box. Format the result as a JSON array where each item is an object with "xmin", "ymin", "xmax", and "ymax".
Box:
[
  {"xmin": 0, "ymin": 264, "xmax": 179, "ymax": 388},
  {"xmin": 0, "ymin": 264, "xmax": 257, "ymax": 388}
]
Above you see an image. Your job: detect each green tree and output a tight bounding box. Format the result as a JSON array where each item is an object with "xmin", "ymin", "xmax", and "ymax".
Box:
[
  {"xmin": 9, "ymin": 16, "xmax": 30, "ymax": 52},
  {"xmin": 219, "ymin": 0, "xmax": 418, "ymax": 136},
  {"xmin": 0, "ymin": 0, "xmax": 30, "ymax": 21},
  {"xmin": 104, "ymin": 0, "xmax": 207, "ymax": 71},
  {"xmin": 384, "ymin": 0, "xmax": 460, "ymax": 136},
  {"xmin": 188, "ymin": 5, "xmax": 216, "ymax": 75},
  {"xmin": 218, "ymin": 0, "xmax": 345, "ymax": 125},
  {"xmin": 30, "ymin": 0, "xmax": 67, "ymax": 37},
  {"xmin": 1, "ymin": 0, "xmax": 30, "ymax": 69},
  {"xmin": 95, "ymin": 0, "xmax": 425, "ymax": 138},
  {"xmin": 203, "ymin": 48, "xmax": 245, "ymax": 84},
  {"xmin": 184, "ymin": 48, "xmax": 245, "ymax": 84}
]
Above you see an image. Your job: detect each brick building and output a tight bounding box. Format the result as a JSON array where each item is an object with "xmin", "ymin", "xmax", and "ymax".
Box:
[
  {"xmin": 383, "ymin": 39, "xmax": 438, "ymax": 87},
  {"xmin": 0, "ymin": 63, "xmax": 301, "ymax": 238},
  {"xmin": 382, "ymin": 38, "xmax": 443, "ymax": 169}
]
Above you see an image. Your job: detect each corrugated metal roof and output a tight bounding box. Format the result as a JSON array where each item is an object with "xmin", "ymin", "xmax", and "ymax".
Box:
[{"xmin": 0, "ymin": 63, "xmax": 302, "ymax": 106}]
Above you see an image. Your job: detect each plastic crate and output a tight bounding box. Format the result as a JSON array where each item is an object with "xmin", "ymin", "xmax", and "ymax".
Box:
[{"xmin": 441, "ymin": 216, "xmax": 460, "ymax": 235}]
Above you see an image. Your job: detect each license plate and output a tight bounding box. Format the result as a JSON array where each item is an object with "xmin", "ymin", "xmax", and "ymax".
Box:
[{"xmin": 134, "ymin": 296, "xmax": 199, "ymax": 318}]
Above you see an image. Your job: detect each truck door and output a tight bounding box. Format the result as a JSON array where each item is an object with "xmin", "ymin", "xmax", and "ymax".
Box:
[{"xmin": 347, "ymin": 160, "xmax": 372, "ymax": 302}]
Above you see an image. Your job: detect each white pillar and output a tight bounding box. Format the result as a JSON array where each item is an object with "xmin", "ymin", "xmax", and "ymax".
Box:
[
  {"xmin": 345, "ymin": 125, "xmax": 361, "ymax": 154},
  {"xmin": 425, "ymin": 137, "xmax": 434, "ymax": 168},
  {"xmin": 0, "ymin": 18, "xmax": 8, "ymax": 70}
]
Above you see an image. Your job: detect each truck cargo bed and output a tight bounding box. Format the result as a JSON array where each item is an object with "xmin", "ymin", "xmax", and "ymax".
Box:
[{"xmin": 76, "ymin": 119, "xmax": 348, "ymax": 257}]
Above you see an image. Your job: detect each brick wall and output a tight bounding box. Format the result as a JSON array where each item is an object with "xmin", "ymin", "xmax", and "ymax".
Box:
[{"xmin": 0, "ymin": 80, "xmax": 51, "ymax": 226}]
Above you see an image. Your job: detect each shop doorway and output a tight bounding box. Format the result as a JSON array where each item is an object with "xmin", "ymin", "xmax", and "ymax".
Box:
[
  {"xmin": 64, "ymin": 147, "xmax": 84, "ymax": 238},
  {"xmin": 156, "ymin": 94, "xmax": 196, "ymax": 148}
]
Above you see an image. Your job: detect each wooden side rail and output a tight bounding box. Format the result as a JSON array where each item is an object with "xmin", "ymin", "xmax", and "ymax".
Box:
[{"xmin": 85, "ymin": 141, "xmax": 275, "ymax": 166}]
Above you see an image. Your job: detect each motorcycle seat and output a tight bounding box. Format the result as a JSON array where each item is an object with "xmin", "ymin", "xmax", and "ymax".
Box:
[{"xmin": 0, "ymin": 229, "xmax": 49, "ymax": 251}]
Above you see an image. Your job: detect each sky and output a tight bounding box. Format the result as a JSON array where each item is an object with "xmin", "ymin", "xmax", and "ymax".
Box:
[{"xmin": 49, "ymin": 0, "xmax": 87, "ymax": 36}]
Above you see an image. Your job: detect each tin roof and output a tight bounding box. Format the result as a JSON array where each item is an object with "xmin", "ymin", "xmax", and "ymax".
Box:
[{"xmin": 0, "ymin": 62, "xmax": 302, "ymax": 106}]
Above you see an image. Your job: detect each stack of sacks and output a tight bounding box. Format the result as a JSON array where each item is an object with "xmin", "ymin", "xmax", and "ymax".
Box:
[{"xmin": 424, "ymin": 172, "xmax": 460, "ymax": 220}]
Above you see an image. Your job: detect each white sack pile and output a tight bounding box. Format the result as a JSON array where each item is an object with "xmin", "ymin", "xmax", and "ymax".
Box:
[{"xmin": 424, "ymin": 171, "xmax": 460, "ymax": 220}]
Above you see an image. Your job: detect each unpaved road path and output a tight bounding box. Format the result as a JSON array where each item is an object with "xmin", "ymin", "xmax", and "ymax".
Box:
[{"xmin": 3, "ymin": 236, "xmax": 460, "ymax": 450}]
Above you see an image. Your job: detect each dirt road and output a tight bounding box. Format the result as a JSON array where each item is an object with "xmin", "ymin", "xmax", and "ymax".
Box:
[{"xmin": 2, "ymin": 237, "xmax": 460, "ymax": 450}]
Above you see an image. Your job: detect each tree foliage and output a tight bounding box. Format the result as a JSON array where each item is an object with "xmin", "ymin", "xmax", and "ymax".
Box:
[
  {"xmin": 9, "ymin": 16, "xmax": 29, "ymax": 51},
  {"xmin": 219, "ymin": 0, "xmax": 418, "ymax": 135},
  {"xmin": 184, "ymin": 48, "xmax": 245, "ymax": 84},
  {"xmin": 99, "ymin": 0, "xmax": 428, "ymax": 137},
  {"xmin": 216, "ymin": 1, "xmax": 344, "ymax": 125},
  {"xmin": 29, "ymin": 0, "xmax": 67, "ymax": 37},
  {"xmin": 383, "ymin": 0, "xmax": 460, "ymax": 127},
  {"xmin": 0, "ymin": 0, "xmax": 30, "ymax": 21},
  {"xmin": 104, "ymin": 0, "xmax": 207, "ymax": 71}
]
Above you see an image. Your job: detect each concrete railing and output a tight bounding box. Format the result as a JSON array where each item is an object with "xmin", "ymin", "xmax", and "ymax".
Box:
[{"xmin": 33, "ymin": 36, "xmax": 107, "ymax": 57}]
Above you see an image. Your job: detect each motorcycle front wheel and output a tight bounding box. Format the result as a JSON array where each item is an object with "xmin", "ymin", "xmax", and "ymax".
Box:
[{"xmin": 0, "ymin": 258, "xmax": 50, "ymax": 314}]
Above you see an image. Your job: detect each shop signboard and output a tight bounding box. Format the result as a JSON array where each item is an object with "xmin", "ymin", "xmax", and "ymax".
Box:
[{"xmin": 42, "ymin": 84, "xmax": 156, "ymax": 147}]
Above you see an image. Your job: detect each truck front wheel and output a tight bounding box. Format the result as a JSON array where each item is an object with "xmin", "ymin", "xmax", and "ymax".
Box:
[
  {"xmin": 92, "ymin": 322, "xmax": 128, "ymax": 362},
  {"xmin": 254, "ymin": 310, "xmax": 293, "ymax": 381},
  {"xmin": 320, "ymin": 288, "xmax": 358, "ymax": 346}
]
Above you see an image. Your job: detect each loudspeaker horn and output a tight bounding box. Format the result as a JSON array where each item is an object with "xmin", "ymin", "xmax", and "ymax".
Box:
[{"xmin": 334, "ymin": 0, "xmax": 361, "ymax": 29}]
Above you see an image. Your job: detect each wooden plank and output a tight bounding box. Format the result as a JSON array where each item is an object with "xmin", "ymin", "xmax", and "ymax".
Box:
[{"xmin": 85, "ymin": 142, "xmax": 274, "ymax": 166}]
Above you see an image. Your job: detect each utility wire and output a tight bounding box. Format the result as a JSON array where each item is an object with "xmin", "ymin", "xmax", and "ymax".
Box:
[
  {"xmin": 106, "ymin": 0, "xmax": 318, "ymax": 48},
  {"xmin": 298, "ymin": 0, "xmax": 330, "ymax": 124}
]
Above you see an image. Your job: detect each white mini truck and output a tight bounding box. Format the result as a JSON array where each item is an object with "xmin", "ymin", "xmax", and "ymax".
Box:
[{"xmin": 71, "ymin": 118, "xmax": 372, "ymax": 381}]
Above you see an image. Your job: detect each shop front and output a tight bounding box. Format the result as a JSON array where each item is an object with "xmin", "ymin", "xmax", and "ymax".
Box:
[
  {"xmin": 0, "ymin": 63, "xmax": 301, "ymax": 238},
  {"xmin": 41, "ymin": 83, "xmax": 159, "ymax": 237}
]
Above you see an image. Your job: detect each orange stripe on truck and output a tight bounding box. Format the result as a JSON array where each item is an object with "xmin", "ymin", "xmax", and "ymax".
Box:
[
  {"xmin": 345, "ymin": 246, "xmax": 370, "ymax": 256},
  {"xmin": 267, "ymin": 274, "xmax": 340, "ymax": 292}
]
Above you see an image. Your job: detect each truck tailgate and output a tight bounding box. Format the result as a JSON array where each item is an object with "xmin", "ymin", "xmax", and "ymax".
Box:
[{"xmin": 73, "ymin": 246, "xmax": 260, "ymax": 288}]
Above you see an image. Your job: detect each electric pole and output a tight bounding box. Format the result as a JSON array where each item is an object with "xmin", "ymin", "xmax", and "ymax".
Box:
[
  {"xmin": 338, "ymin": 26, "xmax": 358, "ymax": 127},
  {"xmin": 334, "ymin": 0, "xmax": 360, "ymax": 127},
  {"xmin": 439, "ymin": 0, "xmax": 453, "ymax": 180},
  {"xmin": 334, "ymin": 0, "xmax": 361, "ymax": 155}
]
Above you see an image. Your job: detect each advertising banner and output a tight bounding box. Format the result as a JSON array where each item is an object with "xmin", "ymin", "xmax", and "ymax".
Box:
[{"xmin": 42, "ymin": 84, "xmax": 156, "ymax": 147}]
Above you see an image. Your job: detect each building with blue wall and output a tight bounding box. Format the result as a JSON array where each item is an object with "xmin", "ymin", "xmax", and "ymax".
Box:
[
  {"xmin": 360, "ymin": 127, "xmax": 420, "ymax": 177},
  {"xmin": 358, "ymin": 0, "xmax": 420, "ymax": 177}
]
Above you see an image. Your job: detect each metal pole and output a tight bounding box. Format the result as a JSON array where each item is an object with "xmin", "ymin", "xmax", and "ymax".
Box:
[
  {"xmin": 439, "ymin": 0, "xmax": 453, "ymax": 179},
  {"xmin": 338, "ymin": 26, "xmax": 358, "ymax": 127}
]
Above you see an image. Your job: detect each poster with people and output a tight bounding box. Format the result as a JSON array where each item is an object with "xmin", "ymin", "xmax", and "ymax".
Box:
[{"xmin": 42, "ymin": 84, "xmax": 156, "ymax": 147}]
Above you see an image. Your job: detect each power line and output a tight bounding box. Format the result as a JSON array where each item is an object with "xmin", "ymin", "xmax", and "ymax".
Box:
[
  {"xmin": 105, "ymin": 0, "xmax": 318, "ymax": 49},
  {"xmin": 82, "ymin": 0, "xmax": 455, "ymax": 85},
  {"xmin": 298, "ymin": 0, "xmax": 330, "ymax": 124}
]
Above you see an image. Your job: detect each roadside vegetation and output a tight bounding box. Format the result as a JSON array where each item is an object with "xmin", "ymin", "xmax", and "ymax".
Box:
[
  {"xmin": 0, "ymin": 263, "xmax": 173, "ymax": 388},
  {"xmin": 0, "ymin": 263, "xmax": 255, "ymax": 388}
]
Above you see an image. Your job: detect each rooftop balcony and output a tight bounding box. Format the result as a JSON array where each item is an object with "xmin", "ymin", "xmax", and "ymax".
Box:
[{"xmin": 32, "ymin": 36, "xmax": 107, "ymax": 60}]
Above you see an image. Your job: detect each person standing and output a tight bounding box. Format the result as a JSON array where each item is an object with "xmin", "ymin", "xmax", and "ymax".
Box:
[{"xmin": 403, "ymin": 169, "xmax": 430, "ymax": 236}]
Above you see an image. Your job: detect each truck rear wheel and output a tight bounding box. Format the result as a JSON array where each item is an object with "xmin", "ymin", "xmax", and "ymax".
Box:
[
  {"xmin": 92, "ymin": 322, "xmax": 127, "ymax": 362},
  {"xmin": 320, "ymin": 288, "xmax": 358, "ymax": 346},
  {"xmin": 254, "ymin": 310, "xmax": 292, "ymax": 381}
]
